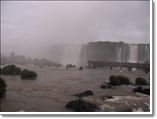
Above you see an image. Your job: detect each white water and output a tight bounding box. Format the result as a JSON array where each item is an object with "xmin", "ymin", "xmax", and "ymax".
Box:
[
  {"xmin": 61, "ymin": 44, "xmax": 82, "ymax": 66},
  {"xmin": 116, "ymin": 47, "xmax": 122, "ymax": 62},
  {"xmin": 128, "ymin": 45, "xmax": 138, "ymax": 63},
  {"xmin": 145, "ymin": 45, "xmax": 150, "ymax": 62}
]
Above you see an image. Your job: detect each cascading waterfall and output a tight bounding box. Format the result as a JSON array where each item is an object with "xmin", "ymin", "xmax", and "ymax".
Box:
[
  {"xmin": 61, "ymin": 44, "xmax": 82, "ymax": 66},
  {"xmin": 144, "ymin": 45, "xmax": 150, "ymax": 62},
  {"xmin": 116, "ymin": 47, "xmax": 122, "ymax": 62},
  {"xmin": 128, "ymin": 44, "xmax": 138, "ymax": 63},
  {"xmin": 50, "ymin": 42, "xmax": 150, "ymax": 66}
]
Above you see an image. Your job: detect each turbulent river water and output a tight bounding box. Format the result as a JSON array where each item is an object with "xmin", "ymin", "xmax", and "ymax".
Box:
[{"xmin": 0, "ymin": 64, "xmax": 149, "ymax": 112}]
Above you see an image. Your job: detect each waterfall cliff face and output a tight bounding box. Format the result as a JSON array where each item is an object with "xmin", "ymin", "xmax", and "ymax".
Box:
[
  {"xmin": 49, "ymin": 42, "xmax": 150, "ymax": 66},
  {"xmin": 82, "ymin": 42, "xmax": 150, "ymax": 64},
  {"xmin": 138, "ymin": 44, "xmax": 150, "ymax": 63},
  {"xmin": 116, "ymin": 45, "xmax": 131, "ymax": 63}
]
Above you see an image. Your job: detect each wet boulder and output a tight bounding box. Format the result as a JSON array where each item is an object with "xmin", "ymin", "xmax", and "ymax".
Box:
[
  {"xmin": 78, "ymin": 66, "xmax": 83, "ymax": 70},
  {"xmin": 142, "ymin": 88, "xmax": 150, "ymax": 95},
  {"xmin": 101, "ymin": 96, "xmax": 113, "ymax": 100},
  {"xmin": 21, "ymin": 69, "xmax": 37, "ymax": 79},
  {"xmin": 73, "ymin": 90, "xmax": 94, "ymax": 98},
  {"xmin": 65, "ymin": 99, "xmax": 100, "ymax": 112},
  {"xmin": 132, "ymin": 108, "xmax": 144, "ymax": 112},
  {"xmin": 100, "ymin": 84, "xmax": 112, "ymax": 89},
  {"xmin": 133, "ymin": 87, "xmax": 150, "ymax": 95},
  {"xmin": 66, "ymin": 64, "xmax": 75, "ymax": 69},
  {"xmin": 0, "ymin": 78, "xmax": 7, "ymax": 99},
  {"xmin": 133, "ymin": 86, "xmax": 143, "ymax": 93}
]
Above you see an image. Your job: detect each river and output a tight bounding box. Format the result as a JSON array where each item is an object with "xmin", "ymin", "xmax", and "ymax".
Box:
[{"xmin": 0, "ymin": 64, "xmax": 149, "ymax": 112}]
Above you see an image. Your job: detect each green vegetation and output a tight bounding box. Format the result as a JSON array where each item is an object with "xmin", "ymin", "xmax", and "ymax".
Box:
[
  {"xmin": 21, "ymin": 69, "xmax": 37, "ymax": 79},
  {"xmin": 116, "ymin": 75, "xmax": 130, "ymax": 85},
  {"xmin": 1, "ymin": 65, "xmax": 37, "ymax": 79},
  {"xmin": 109, "ymin": 75, "xmax": 121, "ymax": 86},
  {"xmin": 135, "ymin": 77, "xmax": 148, "ymax": 85},
  {"xmin": 109, "ymin": 75, "xmax": 131, "ymax": 86},
  {"xmin": 1, "ymin": 65, "xmax": 21, "ymax": 75},
  {"xmin": 0, "ymin": 78, "xmax": 7, "ymax": 99}
]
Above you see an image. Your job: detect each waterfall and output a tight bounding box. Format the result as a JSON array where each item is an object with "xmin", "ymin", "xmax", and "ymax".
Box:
[
  {"xmin": 128, "ymin": 44, "xmax": 138, "ymax": 63},
  {"xmin": 116, "ymin": 47, "xmax": 122, "ymax": 62},
  {"xmin": 144, "ymin": 45, "xmax": 150, "ymax": 63},
  {"xmin": 137, "ymin": 44, "xmax": 150, "ymax": 63},
  {"xmin": 61, "ymin": 44, "xmax": 82, "ymax": 66},
  {"xmin": 52, "ymin": 42, "xmax": 149, "ymax": 66}
]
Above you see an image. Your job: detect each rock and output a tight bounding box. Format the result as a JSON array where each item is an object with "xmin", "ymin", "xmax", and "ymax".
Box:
[
  {"xmin": 133, "ymin": 86, "xmax": 143, "ymax": 93},
  {"xmin": 101, "ymin": 96, "xmax": 113, "ymax": 100},
  {"xmin": 99, "ymin": 104, "xmax": 114, "ymax": 111},
  {"xmin": 78, "ymin": 66, "xmax": 83, "ymax": 70},
  {"xmin": 142, "ymin": 88, "xmax": 150, "ymax": 95},
  {"xmin": 73, "ymin": 90, "xmax": 94, "ymax": 98},
  {"xmin": 116, "ymin": 107, "xmax": 132, "ymax": 112},
  {"xmin": 100, "ymin": 84, "xmax": 112, "ymax": 89},
  {"xmin": 133, "ymin": 87, "xmax": 150, "ymax": 95},
  {"xmin": 0, "ymin": 78, "xmax": 7, "ymax": 99},
  {"xmin": 65, "ymin": 99, "xmax": 100, "ymax": 112},
  {"xmin": 132, "ymin": 108, "xmax": 144, "ymax": 112}
]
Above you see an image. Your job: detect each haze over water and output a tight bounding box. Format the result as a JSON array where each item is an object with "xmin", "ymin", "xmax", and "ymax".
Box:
[
  {"xmin": 1, "ymin": 1, "xmax": 150, "ymax": 65},
  {"xmin": 0, "ymin": 1, "xmax": 150, "ymax": 112}
]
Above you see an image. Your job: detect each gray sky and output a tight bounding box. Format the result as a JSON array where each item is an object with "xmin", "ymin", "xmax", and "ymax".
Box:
[{"xmin": 1, "ymin": 1, "xmax": 150, "ymax": 57}]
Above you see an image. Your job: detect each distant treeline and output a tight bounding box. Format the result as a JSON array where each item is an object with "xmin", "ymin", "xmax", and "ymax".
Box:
[{"xmin": 1, "ymin": 52, "xmax": 62, "ymax": 67}]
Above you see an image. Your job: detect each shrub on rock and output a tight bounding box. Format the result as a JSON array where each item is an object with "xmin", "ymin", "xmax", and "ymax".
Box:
[
  {"xmin": 1, "ymin": 65, "xmax": 21, "ymax": 75},
  {"xmin": 0, "ymin": 78, "xmax": 7, "ymax": 99},
  {"xmin": 65, "ymin": 99, "xmax": 100, "ymax": 112},
  {"xmin": 21, "ymin": 69, "xmax": 37, "ymax": 79},
  {"xmin": 109, "ymin": 75, "xmax": 131, "ymax": 86},
  {"xmin": 116, "ymin": 75, "xmax": 131, "ymax": 85},
  {"xmin": 109, "ymin": 75, "xmax": 121, "ymax": 86},
  {"xmin": 135, "ymin": 77, "xmax": 148, "ymax": 85}
]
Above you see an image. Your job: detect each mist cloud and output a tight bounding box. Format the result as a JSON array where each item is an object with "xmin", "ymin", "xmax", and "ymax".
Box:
[{"xmin": 1, "ymin": 1, "xmax": 150, "ymax": 58}]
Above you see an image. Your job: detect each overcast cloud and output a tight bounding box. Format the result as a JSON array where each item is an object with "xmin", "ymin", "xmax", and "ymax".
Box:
[{"xmin": 1, "ymin": 1, "xmax": 150, "ymax": 57}]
